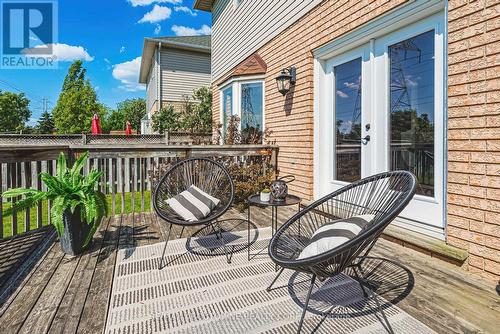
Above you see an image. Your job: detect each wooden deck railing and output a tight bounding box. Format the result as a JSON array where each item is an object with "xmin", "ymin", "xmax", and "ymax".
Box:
[{"xmin": 0, "ymin": 144, "xmax": 278, "ymax": 239}]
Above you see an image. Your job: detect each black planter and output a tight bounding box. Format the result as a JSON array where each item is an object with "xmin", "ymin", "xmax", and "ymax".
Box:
[{"xmin": 60, "ymin": 205, "xmax": 91, "ymax": 256}]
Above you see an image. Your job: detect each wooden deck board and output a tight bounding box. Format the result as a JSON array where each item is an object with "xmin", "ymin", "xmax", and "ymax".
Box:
[
  {"xmin": 76, "ymin": 215, "xmax": 123, "ymax": 334},
  {"xmin": 47, "ymin": 216, "xmax": 112, "ymax": 334},
  {"xmin": 0, "ymin": 227, "xmax": 52, "ymax": 290},
  {"xmin": 0, "ymin": 209, "xmax": 498, "ymax": 334},
  {"xmin": 0, "ymin": 243, "xmax": 65, "ymax": 333}
]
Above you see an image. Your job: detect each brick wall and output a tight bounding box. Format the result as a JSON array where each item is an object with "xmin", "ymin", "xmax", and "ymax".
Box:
[
  {"xmin": 212, "ymin": 0, "xmax": 407, "ymax": 200},
  {"xmin": 447, "ymin": 0, "xmax": 500, "ymax": 280},
  {"xmin": 211, "ymin": 0, "xmax": 500, "ymax": 279}
]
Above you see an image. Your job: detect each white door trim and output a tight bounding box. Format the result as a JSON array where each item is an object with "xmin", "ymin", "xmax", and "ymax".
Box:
[{"xmin": 314, "ymin": 4, "xmax": 447, "ymax": 240}]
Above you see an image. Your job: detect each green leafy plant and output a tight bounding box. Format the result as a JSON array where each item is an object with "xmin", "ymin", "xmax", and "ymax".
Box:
[
  {"xmin": 261, "ymin": 188, "xmax": 270, "ymax": 193},
  {"xmin": 2, "ymin": 152, "xmax": 108, "ymax": 247}
]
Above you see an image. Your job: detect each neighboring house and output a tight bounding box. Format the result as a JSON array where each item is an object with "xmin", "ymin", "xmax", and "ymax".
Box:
[
  {"xmin": 138, "ymin": 35, "xmax": 211, "ymax": 133},
  {"xmin": 194, "ymin": 0, "xmax": 500, "ymax": 279}
]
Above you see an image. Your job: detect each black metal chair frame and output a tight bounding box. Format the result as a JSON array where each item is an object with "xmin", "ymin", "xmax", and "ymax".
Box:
[
  {"xmin": 153, "ymin": 157, "xmax": 235, "ymax": 269},
  {"xmin": 267, "ymin": 171, "xmax": 417, "ymax": 333}
]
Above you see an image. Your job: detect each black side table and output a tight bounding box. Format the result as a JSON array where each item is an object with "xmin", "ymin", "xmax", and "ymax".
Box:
[{"xmin": 247, "ymin": 194, "xmax": 301, "ymax": 261}]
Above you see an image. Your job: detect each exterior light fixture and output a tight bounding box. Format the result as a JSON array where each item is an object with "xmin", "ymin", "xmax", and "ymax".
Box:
[{"xmin": 275, "ymin": 67, "xmax": 296, "ymax": 96}]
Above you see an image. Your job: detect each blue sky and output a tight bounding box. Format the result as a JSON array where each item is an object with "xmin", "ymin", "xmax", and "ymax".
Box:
[{"xmin": 0, "ymin": 0, "xmax": 211, "ymax": 124}]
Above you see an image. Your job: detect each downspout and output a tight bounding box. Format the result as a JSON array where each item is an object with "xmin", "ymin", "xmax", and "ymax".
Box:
[{"xmin": 158, "ymin": 42, "xmax": 162, "ymax": 111}]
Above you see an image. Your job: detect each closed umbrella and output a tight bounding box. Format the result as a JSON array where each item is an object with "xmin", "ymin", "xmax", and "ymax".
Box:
[
  {"xmin": 125, "ymin": 121, "xmax": 132, "ymax": 135},
  {"xmin": 91, "ymin": 113, "xmax": 102, "ymax": 134}
]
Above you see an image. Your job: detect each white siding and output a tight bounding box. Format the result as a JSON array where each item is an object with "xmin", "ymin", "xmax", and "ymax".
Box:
[
  {"xmin": 211, "ymin": 0, "xmax": 323, "ymax": 81},
  {"xmin": 160, "ymin": 48, "xmax": 211, "ymax": 101},
  {"xmin": 146, "ymin": 48, "xmax": 158, "ymax": 114}
]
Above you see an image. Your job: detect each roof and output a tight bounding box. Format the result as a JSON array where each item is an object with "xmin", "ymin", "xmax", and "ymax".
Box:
[
  {"xmin": 139, "ymin": 35, "xmax": 211, "ymax": 84},
  {"xmin": 193, "ymin": 0, "xmax": 213, "ymax": 12},
  {"xmin": 150, "ymin": 35, "xmax": 211, "ymax": 49}
]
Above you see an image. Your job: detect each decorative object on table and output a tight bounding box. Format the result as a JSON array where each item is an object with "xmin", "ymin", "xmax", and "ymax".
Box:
[
  {"xmin": 259, "ymin": 188, "xmax": 271, "ymax": 202},
  {"xmin": 270, "ymin": 175, "xmax": 295, "ymax": 201},
  {"xmin": 153, "ymin": 158, "xmax": 235, "ymax": 269},
  {"xmin": 1, "ymin": 152, "xmax": 108, "ymax": 256},
  {"xmin": 267, "ymin": 171, "xmax": 416, "ymax": 333}
]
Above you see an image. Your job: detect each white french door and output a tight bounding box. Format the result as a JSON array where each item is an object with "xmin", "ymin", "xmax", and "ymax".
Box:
[{"xmin": 315, "ymin": 13, "xmax": 445, "ymax": 238}]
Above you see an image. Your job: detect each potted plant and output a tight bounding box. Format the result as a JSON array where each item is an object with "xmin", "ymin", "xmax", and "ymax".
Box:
[
  {"xmin": 260, "ymin": 188, "xmax": 271, "ymax": 202},
  {"xmin": 2, "ymin": 152, "xmax": 107, "ymax": 255}
]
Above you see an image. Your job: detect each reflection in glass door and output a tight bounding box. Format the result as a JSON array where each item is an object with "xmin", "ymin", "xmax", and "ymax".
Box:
[
  {"xmin": 334, "ymin": 58, "xmax": 362, "ymax": 182},
  {"xmin": 389, "ymin": 30, "xmax": 435, "ymax": 196}
]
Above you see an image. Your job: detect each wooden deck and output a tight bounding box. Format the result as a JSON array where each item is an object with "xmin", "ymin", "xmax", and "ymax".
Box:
[{"xmin": 0, "ymin": 207, "xmax": 499, "ymax": 333}]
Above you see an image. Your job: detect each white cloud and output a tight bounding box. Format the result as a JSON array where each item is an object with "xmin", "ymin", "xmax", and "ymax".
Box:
[
  {"xmin": 138, "ymin": 5, "xmax": 171, "ymax": 23},
  {"xmin": 112, "ymin": 56, "xmax": 146, "ymax": 92},
  {"xmin": 128, "ymin": 0, "xmax": 181, "ymax": 7},
  {"xmin": 171, "ymin": 24, "xmax": 211, "ymax": 36},
  {"xmin": 119, "ymin": 46, "xmax": 126, "ymax": 53},
  {"xmin": 344, "ymin": 82, "xmax": 359, "ymax": 90},
  {"xmin": 174, "ymin": 5, "xmax": 197, "ymax": 16},
  {"xmin": 22, "ymin": 43, "xmax": 94, "ymax": 62},
  {"xmin": 405, "ymin": 75, "xmax": 419, "ymax": 87},
  {"xmin": 336, "ymin": 90, "xmax": 349, "ymax": 98},
  {"xmin": 154, "ymin": 24, "xmax": 162, "ymax": 35}
]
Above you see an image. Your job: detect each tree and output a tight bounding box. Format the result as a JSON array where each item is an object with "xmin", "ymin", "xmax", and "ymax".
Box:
[
  {"xmin": 117, "ymin": 98, "xmax": 146, "ymax": 133},
  {"xmin": 36, "ymin": 110, "xmax": 55, "ymax": 134},
  {"xmin": 181, "ymin": 87, "xmax": 212, "ymax": 133},
  {"xmin": 0, "ymin": 90, "xmax": 31, "ymax": 133},
  {"xmin": 102, "ymin": 108, "xmax": 125, "ymax": 133},
  {"xmin": 151, "ymin": 105, "xmax": 180, "ymax": 134},
  {"xmin": 52, "ymin": 60, "xmax": 103, "ymax": 134}
]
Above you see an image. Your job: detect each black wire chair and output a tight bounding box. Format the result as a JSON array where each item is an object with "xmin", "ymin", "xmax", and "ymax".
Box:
[
  {"xmin": 153, "ymin": 158, "xmax": 235, "ymax": 269},
  {"xmin": 267, "ymin": 171, "xmax": 416, "ymax": 333}
]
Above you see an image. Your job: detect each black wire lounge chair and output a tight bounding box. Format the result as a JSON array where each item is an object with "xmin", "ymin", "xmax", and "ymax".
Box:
[
  {"xmin": 267, "ymin": 171, "xmax": 417, "ymax": 333},
  {"xmin": 153, "ymin": 158, "xmax": 235, "ymax": 269}
]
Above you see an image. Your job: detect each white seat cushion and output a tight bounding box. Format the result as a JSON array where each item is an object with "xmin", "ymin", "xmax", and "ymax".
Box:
[
  {"xmin": 297, "ymin": 214, "xmax": 375, "ymax": 260},
  {"xmin": 166, "ymin": 185, "xmax": 221, "ymax": 222}
]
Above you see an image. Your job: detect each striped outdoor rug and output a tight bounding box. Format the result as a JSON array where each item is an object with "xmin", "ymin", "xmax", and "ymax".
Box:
[{"xmin": 105, "ymin": 225, "xmax": 435, "ymax": 334}]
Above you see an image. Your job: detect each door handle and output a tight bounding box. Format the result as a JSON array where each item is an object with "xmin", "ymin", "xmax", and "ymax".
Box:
[{"xmin": 362, "ymin": 135, "xmax": 370, "ymax": 143}]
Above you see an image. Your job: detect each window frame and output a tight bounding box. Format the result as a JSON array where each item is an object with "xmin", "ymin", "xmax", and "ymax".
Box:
[{"xmin": 219, "ymin": 76, "xmax": 266, "ymax": 141}]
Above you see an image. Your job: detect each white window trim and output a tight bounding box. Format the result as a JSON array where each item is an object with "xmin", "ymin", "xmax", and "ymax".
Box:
[{"xmin": 219, "ymin": 76, "xmax": 266, "ymax": 139}]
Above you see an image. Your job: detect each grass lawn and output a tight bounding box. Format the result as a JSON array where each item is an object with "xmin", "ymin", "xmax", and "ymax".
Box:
[{"xmin": 1, "ymin": 191, "xmax": 151, "ymax": 238}]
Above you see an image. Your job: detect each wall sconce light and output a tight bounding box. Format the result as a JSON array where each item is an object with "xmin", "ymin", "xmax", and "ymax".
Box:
[{"xmin": 275, "ymin": 67, "xmax": 296, "ymax": 96}]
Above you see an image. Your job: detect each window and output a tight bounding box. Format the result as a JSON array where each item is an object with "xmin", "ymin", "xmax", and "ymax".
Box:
[
  {"xmin": 220, "ymin": 79, "xmax": 264, "ymax": 143},
  {"xmin": 222, "ymin": 86, "xmax": 233, "ymax": 137},
  {"xmin": 241, "ymin": 82, "xmax": 263, "ymax": 143},
  {"xmin": 334, "ymin": 58, "xmax": 362, "ymax": 183},
  {"xmin": 389, "ymin": 30, "xmax": 435, "ymax": 197}
]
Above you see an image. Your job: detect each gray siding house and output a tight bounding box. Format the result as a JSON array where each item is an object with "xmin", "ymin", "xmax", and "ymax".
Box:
[{"xmin": 139, "ymin": 36, "xmax": 211, "ymax": 133}]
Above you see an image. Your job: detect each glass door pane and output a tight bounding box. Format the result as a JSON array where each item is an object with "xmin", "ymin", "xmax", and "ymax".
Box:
[
  {"xmin": 241, "ymin": 82, "xmax": 263, "ymax": 143},
  {"xmin": 334, "ymin": 58, "xmax": 362, "ymax": 182},
  {"xmin": 389, "ymin": 30, "xmax": 435, "ymax": 196}
]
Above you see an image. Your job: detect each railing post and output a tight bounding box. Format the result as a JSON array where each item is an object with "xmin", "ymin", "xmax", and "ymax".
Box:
[
  {"xmin": 271, "ymin": 147, "xmax": 278, "ymax": 177},
  {"xmin": 82, "ymin": 134, "xmax": 87, "ymax": 145},
  {"xmin": 164, "ymin": 131, "xmax": 169, "ymax": 145}
]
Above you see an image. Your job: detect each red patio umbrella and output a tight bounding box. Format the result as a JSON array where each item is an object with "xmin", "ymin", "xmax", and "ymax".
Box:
[
  {"xmin": 125, "ymin": 121, "xmax": 133, "ymax": 135},
  {"xmin": 91, "ymin": 113, "xmax": 102, "ymax": 134}
]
